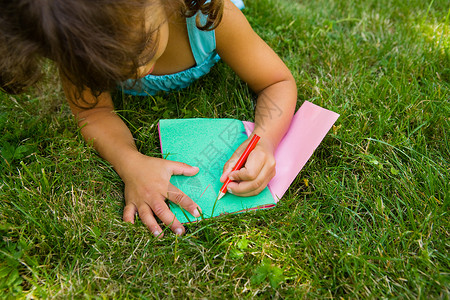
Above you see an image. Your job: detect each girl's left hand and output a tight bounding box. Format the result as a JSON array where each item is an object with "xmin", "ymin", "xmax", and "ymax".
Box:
[{"xmin": 219, "ymin": 136, "xmax": 276, "ymax": 196}]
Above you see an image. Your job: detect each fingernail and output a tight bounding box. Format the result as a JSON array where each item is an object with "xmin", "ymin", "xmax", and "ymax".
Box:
[
  {"xmin": 227, "ymin": 188, "xmax": 233, "ymax": 195},
  {"xmin": 153, "ymin": 230, "xmax": 161, "ymax": 237},
  {"xmin": 193, "ymin": 208, "xmax": 201, "ymax": 218},
  {"xmin": 175, "ymin": 228, "xmax": 183, "ymax": 236}
]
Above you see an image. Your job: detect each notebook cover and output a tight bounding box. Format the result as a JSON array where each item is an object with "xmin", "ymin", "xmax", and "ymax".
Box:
[
  {"xmin": 242, "ymin": 101, "xmax": 340, "ymax": 201},
  {"xmin": 159, "ymin": 118, "xmax": 276, "ymax": 223}
]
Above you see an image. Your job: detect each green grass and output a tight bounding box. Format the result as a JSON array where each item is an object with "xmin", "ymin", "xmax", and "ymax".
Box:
[{"xmin": 1, "ymin": 0, "xmax": 449, "ymax": 298}]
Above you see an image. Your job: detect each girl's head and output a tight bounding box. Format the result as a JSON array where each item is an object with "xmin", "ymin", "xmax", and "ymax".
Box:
[{"xmin": 0, "ymin": 0, "xmax": 224, "ymax": 99}]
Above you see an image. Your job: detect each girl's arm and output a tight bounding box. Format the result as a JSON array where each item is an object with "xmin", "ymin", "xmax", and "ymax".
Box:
[
  {"xmin": 216, "ymin": 0, "xmax": 298, "ymax": 196},
  {"xmin": 61, "ymin": 76, "xmax": 201, "ymax": 237}
]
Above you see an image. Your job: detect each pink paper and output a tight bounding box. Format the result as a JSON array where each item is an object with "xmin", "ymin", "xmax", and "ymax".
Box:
[{"xmin": 243, "ymin": 101, "xmax": 339, "ymax": 201}]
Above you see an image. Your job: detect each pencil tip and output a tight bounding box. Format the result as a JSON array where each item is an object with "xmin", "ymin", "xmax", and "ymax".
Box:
[{"xmin": 217, "ymin": 191, "xmax": 225, "ymax": 200}]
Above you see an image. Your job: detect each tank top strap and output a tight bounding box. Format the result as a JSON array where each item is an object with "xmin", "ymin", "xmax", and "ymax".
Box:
[
  {"xmin": 186, "ymin": 0, "xmax": 245, "ymax": 65},
  {"xmin": 186, "ymin": 14, "xmax": 217, "ymax": 65},
  {"xmin": 231, "ymin": 0, "xmax": 245, "ymax": 10}
]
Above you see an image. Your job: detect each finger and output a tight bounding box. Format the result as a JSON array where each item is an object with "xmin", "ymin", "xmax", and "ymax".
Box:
[
  {"xmin": 228, "ymin": 162, "xmax": 275, "ymax": 196},
  {"xmin": 220, "ymin": 140, "xmax": 250, "ymax": 182},
  {"xmin": 150, "ymin": 195, "xmax": 185, "ymax": 236},
  {"xmin": 220, "ymin": 165, "xmax": 234, "ymax": 182},
  {"xmin": 167, "ymin": 183, "xmax": 201, "ymax": 218},
  {"xmin": 123, "ymin": 203, "xmax": 137, "ymax": 224},
  {"xmin": 169, "ymin": 161, "xmax": 199, "ymax": 176},
  {"xmin": 227, "ymin": 177, "xmax": 267, "ymax": 196},
  {"xmin": 228, "ymin": 151, "xmax": 265, "ymax": 182},
  {"xmin": 137, "ymin": 204, "xmax": 164, "ymax": 238},
  {"xmin": 220, "ymin": 154, "xmax": 241, "ymax": 182}
]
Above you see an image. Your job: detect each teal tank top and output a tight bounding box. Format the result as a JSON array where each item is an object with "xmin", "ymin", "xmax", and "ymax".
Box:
[{"xmin": 121, "ymin": 0, "xmax": 245, "ymax": 96}]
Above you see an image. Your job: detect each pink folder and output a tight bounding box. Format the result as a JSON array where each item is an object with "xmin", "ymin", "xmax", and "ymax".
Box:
[{"xmin": 243, "ymin": 101, "xmax": 339, "ymax": 201}]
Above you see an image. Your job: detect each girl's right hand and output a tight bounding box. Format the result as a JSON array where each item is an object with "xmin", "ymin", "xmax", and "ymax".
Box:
[
  {"xmin": 61, "ymin": 77, "xmax": 200, "ymax": 238},
  {"xmin": 121, "ymin": 153, "xmax": 201, "ymax": 238}
]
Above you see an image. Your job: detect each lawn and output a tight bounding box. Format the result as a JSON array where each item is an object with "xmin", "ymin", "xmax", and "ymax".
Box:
[{"xmin": 1, "ymin": 0, "xmax": 449, "ymax": 298}]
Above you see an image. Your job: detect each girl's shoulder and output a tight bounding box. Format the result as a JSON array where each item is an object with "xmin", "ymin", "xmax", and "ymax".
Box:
[{"xmin": 215, "ymin": 0, "xmax": 253, "ymax": 46}]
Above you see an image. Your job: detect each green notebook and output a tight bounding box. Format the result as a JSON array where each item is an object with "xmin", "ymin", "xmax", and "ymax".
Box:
[{"xmin": 158, "ymin": 118, "xmax": 276, "ymax": 223}]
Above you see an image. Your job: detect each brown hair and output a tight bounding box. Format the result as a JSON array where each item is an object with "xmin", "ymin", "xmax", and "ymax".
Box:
[
  {"xmin": 0, "ymin": 0, "xmax": 224, "ymax": 100},
  {"xmin": 183, "ymin": 0, "xmax": 224, "ymax": 30}
]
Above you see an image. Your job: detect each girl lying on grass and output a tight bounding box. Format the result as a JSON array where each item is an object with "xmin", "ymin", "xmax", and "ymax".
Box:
[{"xmin": 0, "ymin": 0, "xmax": 297, "ymax": 237}]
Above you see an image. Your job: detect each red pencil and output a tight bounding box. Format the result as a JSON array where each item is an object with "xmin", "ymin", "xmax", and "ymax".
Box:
[{"xmin": 218, "ymin": 134, "xmax": 261, "ymax": 200}]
